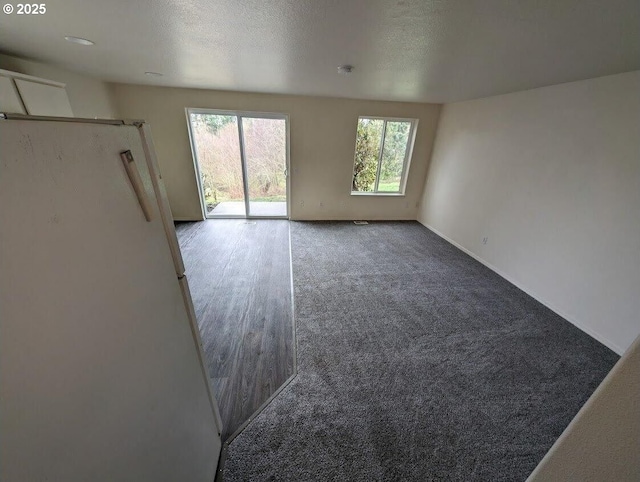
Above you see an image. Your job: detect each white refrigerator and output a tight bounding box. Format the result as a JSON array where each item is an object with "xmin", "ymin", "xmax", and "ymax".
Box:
[{"xmin": 0, "ymin": 115, "xmax": 222, "ymax": 481}]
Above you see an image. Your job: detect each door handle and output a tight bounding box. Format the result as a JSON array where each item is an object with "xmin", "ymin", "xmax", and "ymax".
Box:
[{"xmin": 120, "ymin": 150, "xmax": 153, "ymax": 222}]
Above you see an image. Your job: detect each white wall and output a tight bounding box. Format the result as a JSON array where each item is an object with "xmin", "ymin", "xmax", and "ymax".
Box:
[
  {"xmin": 418, "ymin": 71, "xmax": 640, "ymax": 354},
  {"xmin": 527, "ymin": 335, "xmax": 640, "ymax": 481},
  {"xmin": 110, "ymin": 84, "xmax": 441, "ymax": 221},
  {"xmin": 0, "ymin": 53, "xmax": 117, "ymax": 119}
]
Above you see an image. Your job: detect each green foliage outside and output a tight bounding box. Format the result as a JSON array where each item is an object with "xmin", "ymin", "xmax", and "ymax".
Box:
[
  {"xmin": 353, "ymin": 119, "xmax": 411, "ymax": 192},
  {"xmin": 196, "ymin": 114, "xmax": 235, "ymax": 135},
  {"xmin": 352, "ymin": 119, "xmax": 382, "ymax": 191},
  {"xmin": 377, "ymin": 181, "xmax": 402, "ymax": 191},
  {"xmin": 380, "ymin": 121, "xmax": 410, "ymax": 189}
]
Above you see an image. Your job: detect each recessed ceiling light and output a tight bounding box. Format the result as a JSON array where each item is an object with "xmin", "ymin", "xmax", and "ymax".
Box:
[
  {"xmin": 64, "ymin": 36, "xmax": 94, "ymax": 46},
  {"xmin": 144, "ymin": 71, "xmax": 163, "ymax": 77},
  {"xmin": 338, "ymin": 65, "xmax": 354, "ymax": 74}
]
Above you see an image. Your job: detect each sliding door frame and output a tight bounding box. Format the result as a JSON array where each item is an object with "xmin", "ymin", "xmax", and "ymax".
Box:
[{"xmin": 186, "ymin": 108, "xmax": 290, "ymax": 220}]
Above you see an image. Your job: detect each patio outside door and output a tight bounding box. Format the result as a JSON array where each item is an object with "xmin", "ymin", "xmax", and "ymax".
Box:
[{"xmin": 186, "ymin": 109, "xmax": 289, "ymax": 218}]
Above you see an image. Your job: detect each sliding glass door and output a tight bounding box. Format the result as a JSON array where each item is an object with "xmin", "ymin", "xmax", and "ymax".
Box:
[
  {"xmin": 187, "ymin": 109, "xmax": 289, "ymax": 218},
  {"xmin": 241, "ymin": 117, "xmax": 288, "ymax": 217}
]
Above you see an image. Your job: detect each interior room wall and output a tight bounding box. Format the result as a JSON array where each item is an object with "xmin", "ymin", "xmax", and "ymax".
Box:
[
  {"xmin": 0, "ymin": 53, "xmax": 117, "ymax": 119},
  {"xmin": 418, "ymin": 71, "xmax": 640, "ymax": 354},
  {"xmin": 109, "ymin": 83, "xmax": 441, "ymax": 221},
  {"xmin": 526, "ymin": 334, "xmax": 640, "ymax": 481}
]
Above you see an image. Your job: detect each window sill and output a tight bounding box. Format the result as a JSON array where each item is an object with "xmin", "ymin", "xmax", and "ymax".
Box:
[{"xmin": 350, "ymin": 192, "xmax": 406, "ymax": 197}]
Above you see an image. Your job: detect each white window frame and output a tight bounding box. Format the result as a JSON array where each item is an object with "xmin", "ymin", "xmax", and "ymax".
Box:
[
  {"xmin": 185, "ymin": 108, "xmax": 291, "ymax": 219},
  {"xmin": 351, "ymin": 116, "xmax": 418, "ymax": 196}
]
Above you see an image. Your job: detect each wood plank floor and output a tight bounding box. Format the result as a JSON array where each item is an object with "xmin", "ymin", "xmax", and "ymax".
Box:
[{"xmin": 176, "ymin": 220, "xmax": 294, "ymax": 441}]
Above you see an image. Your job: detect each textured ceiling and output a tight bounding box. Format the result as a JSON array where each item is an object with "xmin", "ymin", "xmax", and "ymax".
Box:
[{"xmin": 0, "ymin": 0, "xmax": 638, "ymax": 103}]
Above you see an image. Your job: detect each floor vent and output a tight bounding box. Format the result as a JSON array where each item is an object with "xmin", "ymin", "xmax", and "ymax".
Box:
[{"xmin": 353, "ymin": 221, "xmax": 369, "ymax": 225}]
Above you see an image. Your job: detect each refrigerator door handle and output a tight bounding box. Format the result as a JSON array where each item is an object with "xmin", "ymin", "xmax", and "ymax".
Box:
[{"xmin": 120, "ymin": 150, "xmax": 153, "ymax": 222}]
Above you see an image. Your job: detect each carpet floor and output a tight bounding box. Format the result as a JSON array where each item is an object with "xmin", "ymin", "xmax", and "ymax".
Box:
[{"xmin": 223, "ymin": 221, "xmax": 618, "ymax": 481}]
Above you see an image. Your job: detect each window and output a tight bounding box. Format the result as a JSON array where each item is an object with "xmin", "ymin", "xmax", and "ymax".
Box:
[{"xmin": 351, "ymin": 117, "xmax": 417, "ymax": 195}]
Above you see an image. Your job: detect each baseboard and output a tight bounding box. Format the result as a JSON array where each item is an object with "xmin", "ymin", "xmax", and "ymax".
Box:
[
  {"xmin": 418, "ymin": 220, "xmax": 624, "ymax": 356},
  {"xmin": 289, "ymin": 217, "xmax": 416, "ymax": 222},
  {"xmin": 172, "ymin": 216, "xmax": 203, "ymax": 222}
]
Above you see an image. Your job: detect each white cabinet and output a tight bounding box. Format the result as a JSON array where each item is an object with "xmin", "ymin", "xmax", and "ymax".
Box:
[
  {"xmin": 0, "ymin": 68, "xmax": 73, "ymax": 117},
  {"xmin": 0, "ymin": 75, "xmax": 26, "ymax": 114},
  {"xmin": 14, "ymin": 78, "xmax": 73, "ymax": 116}
]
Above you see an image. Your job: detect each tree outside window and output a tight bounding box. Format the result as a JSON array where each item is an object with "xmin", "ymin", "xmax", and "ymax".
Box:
[{"xmin": 352, "ymin": 117, "xmax": 416, "ymax": 194}]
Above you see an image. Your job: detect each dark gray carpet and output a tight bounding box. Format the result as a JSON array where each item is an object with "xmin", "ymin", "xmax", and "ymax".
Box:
[{"xmin": 223, "ymin": 221, "xmax": 618, "ymax": 481}]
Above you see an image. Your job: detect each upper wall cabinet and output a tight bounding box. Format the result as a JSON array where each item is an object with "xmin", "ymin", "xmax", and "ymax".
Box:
[
  {"xmin": 0, "ymin": 75, "xmax": 26, "ymax": 114},
  {"xmin": 0, "ymin": 69, "xmax": 73, "ymax": 117}
]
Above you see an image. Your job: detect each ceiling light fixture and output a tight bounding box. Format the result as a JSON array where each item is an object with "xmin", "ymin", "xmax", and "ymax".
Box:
[
  {"xmin": 144, "ymin": 71, "xmax": 163, "ymax": 77},
  {"xmin": 338, "ymin": 65, "xmax": 354, "ymax": 75},
  {"xmin": 64, "ymin": 36, "xmax": 95, "ymax": 46}
]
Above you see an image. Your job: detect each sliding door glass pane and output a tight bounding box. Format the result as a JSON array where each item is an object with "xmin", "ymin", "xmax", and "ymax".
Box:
[
  {"xmin": 353, "ymin": 118, "xmax": 384, "ymax": 192},
  {"xmin": 378, "ymin": 121, "xmax": 411, "ymax": 192},
  {"xmin": 242, "ymin": 117, "xmax": 288, "ymax": 217},
  {"xmin": 189, "ymin": 113, "xmax": 246, "ymax": 217}
]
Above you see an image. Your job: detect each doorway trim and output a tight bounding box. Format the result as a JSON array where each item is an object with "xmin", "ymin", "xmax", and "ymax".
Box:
[{"xmin": 185, "ymin": 108, "xmax": 291, "ymax": 220}]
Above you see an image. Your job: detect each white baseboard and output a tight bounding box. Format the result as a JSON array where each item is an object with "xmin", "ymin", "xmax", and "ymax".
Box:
[
  {"xmin": 418, "ymin": 220, "xmax": 624, "ymax": 355},
  {"xmin": 289, "ymin": 217, "xmax": 416, "ymax": 222}
]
